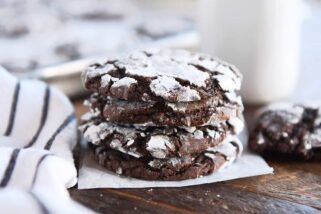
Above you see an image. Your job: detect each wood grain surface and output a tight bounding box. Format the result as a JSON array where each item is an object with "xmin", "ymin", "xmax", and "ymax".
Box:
[{"xmin": 69, "ymin": 100, "xmax": 321, "ymax": 214}]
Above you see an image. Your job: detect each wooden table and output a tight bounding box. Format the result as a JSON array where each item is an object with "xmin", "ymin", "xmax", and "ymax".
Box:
[{"xmin": 69, "ymin": 101, "xmax": 321, "ymax": 213}]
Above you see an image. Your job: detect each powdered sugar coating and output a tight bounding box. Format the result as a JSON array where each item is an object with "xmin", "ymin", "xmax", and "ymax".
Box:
[
  {"xmin": 111, "ymin": 77, "xmax": 137, "ymax": 88},
  {"xmin": 214, "ymin": 64, "xmax": 241, "ymax": 91},
  {"xmin": 206, "ymin": 128, "xmax": 221, "ymax": 140},
  {"xmin": 115, "ymin": 50, "xmax": 210, "ymax": 87},
  {"xmin": 315, "ymin": 112, "xmax": 321, "ymax": 126},
  {"xmin": 100, "ymin": 74, "xmax": 118, "ymax": 87},
  {"xmin": 82, "ymin": 123, "xmax": 109, "ymax": 145},
  {"xmin": 86, "ymin": 63, "xmax": 116, "ymax": 79},
  {"xmin": 110, "ymin": 139, "xmax": 142, "ymax": 158},
  {"xmin": 148, "ymin": 156, "xmax": 194, "ymax": 169},
  {"xmin": 207, "ymin": 136, "xmax": 241, "ymax": 158},
  {"xmin": 146, "ymin": 135, "xmax": 175, "ymax": 159},
  {"xmin": 165, "ymin": 102, "xmax": 188, "ymax": 113},
  {"xmin": 205, "ymin": 135, "xmax": 243, "ymax": 164},
  {"xmin": 216, "ymin": 75, "xmax": 239, "ymax": 92},
  {"xmin": 193, "ymin": 130, "xmax": 204, "ymax": 139},
  {"xmin": 224, "ymin": 92, "xmax": 243, "ymax": 106},
  {"xmin": 227, "ymin": 117, "xmax": 245, "ymax": 134},
  {"xmin": 150, "ymin": 76, "xmax": 201, "ymax": 102}
]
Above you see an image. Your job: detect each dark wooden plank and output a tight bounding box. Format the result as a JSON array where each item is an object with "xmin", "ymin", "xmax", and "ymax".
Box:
[
  {"xmin": 70, "ymin": 184, "xmax": 320, "ymax": 214},
  {"xmin": 119, "ymin": 185, "xmax": 321, "ymax": 214},
  {"xmin": 69, "ymin": 188, "xmax": 195, "ymax": 214},
  {"xmin": 226, "ymin": 158, "xmax": 321, "ymax": 210}
]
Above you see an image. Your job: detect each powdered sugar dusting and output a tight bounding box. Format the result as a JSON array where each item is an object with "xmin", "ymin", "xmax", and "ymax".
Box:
[
  {"xmin": 126, "ymin": 139, "xmax": 135, "ymax": 147},
  {"xmin": 182, "ymin": 127, "xmax": 197, "ymax": 133},
  {"xmin": 206, "ymin": 129, "xmax": 220, "ymax": 140},
  {"xmin": 216, "ymin": 75, "xmax": 240, "ymax": 91},
  {"xmin": 146, "ymin": 135, "xmax": 174, "ymax": 159},
  {"xmin": 205, "ymin": 135, "xmax": 243, "ymax": 161},
  {"xmin": 86, "ymin": 63, "xmax": 116, "ymax": 79},
  {"xmin": 148, "ymin": 156, "xmax": 193, "ymax": 169},
  {"xmin": 228, "ymin": 117, "xmax": 244, "ymax": 134},
  {"xmin": 110, "ymin": 139, "xmax": 142, "ymax": 158},
  {"xmin": 204, "ymin": 152, "xmax": 216, "ymax": 160},
  {"xmin": 115, "ymin": 50, "xmax": 210, "ymax": 87},
  {"xmin": 163, "ymin": 50, "xmax": 242, "ymax": 92},
  {"xmin": 166, "ymin": 102, "xmax": 188, "ymax": 113},
  {"xmin": 83, "ymin": 123, "xmax": 109, "ymax": 145},
  {"xmin": 225, "ymin": 92, "xmax": 243, "ymax": 106},
  {"xmin": 100, "ymin": 74, "xmax": 118, "ymax": 87},
  {"xmin": 111, "ymin": 77, "xmax": 137, "ymax": 88},
  {"xmin": 150, "ymin": 76, "xmax": 201, "ymax": 102},
  {"xmin": 193, "ymin": 130, "xmax": 204, "ymax": 139}
]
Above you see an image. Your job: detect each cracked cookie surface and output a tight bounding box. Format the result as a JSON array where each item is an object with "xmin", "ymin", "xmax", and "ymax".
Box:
[
  {"xmin": 80, "ymin": 115, "xmax": 239, "ymax": 159},
  {"xmin": 91, "ymin": 136, "xmax": 242, "ymax": 181},
  {"xmin": 82, "ymin": 49, "xmax": 242, "ymax": 103},
  {"xmin": 87, "ymin": 93, "xmax": 244, "ymax": 128},
  {"xmin": 249, "ymin": 103, "xmax": 321, "ymax": 159}
]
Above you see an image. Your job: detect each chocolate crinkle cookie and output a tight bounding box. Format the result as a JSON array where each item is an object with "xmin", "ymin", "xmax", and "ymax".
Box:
[
  {"xmin": 86, "ymin": 93, "xmax": 244, "ymax": 128},
  {"xmin": 81, "ymin": 49, "xmax": 242, "ymax": 103},
  {"xmin": 80, "ymin": 115, "xmax": 237, "ymax": 159},
  {"xmin": 249, "ymin": 103, "xmax": 321, "ymax": 160},
  {"xmin": 80, "ymin": 49, "xmax": 245, "ymax": 181},
  {"xmin": 90, "ymin": 135, "xmax": 243, "ymax": 181}
]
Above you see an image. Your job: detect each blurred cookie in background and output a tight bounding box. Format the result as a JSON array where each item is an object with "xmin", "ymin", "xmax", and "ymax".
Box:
[{"xmin": 249, "ymin": 103, "xmax": 321, "ymax": 160}]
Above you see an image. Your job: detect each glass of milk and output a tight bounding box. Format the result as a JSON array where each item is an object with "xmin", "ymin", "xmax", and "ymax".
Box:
[{"xmin": 197, "ymin": 0, "xmax": 304, "ymax": 104}]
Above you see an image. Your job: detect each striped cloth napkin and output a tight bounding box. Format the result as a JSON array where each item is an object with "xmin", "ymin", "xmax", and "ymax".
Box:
[{"xmin": 0, "ymin": 67, "xmax": 92, "ymax": 213}]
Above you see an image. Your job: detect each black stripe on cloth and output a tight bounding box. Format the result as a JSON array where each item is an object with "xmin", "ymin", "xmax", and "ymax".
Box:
[
  {"xmin": 25, "ymin": 86, "xmax": 51, "ymax": 148},
  {"xmin": 28, "ymin": 190, "xmax": 50, "ymax": 214},
  {"xmin": 30, "ymin": 154, "xmax": 53, "ymax": 188},
  {"xmin": 44, "ymin": 113, "xmax": 76, "ymax": 150},
  {"xmin": 0, "ymin": 149, "xmax": 21, "ymax": 187},
  {"xmin": 4, "ymin": 81, "xmax": 20, "ymax": 136}
]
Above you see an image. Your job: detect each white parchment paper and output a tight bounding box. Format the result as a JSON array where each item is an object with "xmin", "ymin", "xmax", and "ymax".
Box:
[{"xmin": 77, "ymin": 130, "xmax": 273, "ymax": 189}]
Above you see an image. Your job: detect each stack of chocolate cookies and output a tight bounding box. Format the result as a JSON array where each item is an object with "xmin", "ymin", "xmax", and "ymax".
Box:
[{"xmin": 80, "ymin": 49, "xmax": 244, "ymax": 180}]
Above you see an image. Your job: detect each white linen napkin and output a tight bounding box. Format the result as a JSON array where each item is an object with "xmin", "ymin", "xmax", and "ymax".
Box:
[{"xmin": 0, "ymin": 66, "xmax": 93, "ymax": 213}]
